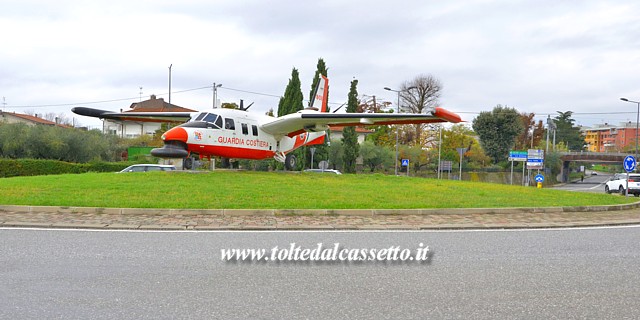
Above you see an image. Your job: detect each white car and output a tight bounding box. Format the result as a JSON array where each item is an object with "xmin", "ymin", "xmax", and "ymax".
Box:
[
  {"xmin": 303, "ymin": 169, "xmax": 342, "ymax": 174},
  {"xmin": 119, "ymin": 164, "xmax": 176, "ymax": 173},
  {"xmin": 604, "ymin": 173, "xmax": 640, "ymax": 196}
]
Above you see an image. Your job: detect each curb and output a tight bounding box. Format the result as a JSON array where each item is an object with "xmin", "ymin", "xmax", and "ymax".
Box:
[
  {"xmin": 2, "ymin": 201, "xmax": 640, "ymax": 216},
  {"xmin": 2, "ymin": 221, "xmax": 639, "ymax": 231}
]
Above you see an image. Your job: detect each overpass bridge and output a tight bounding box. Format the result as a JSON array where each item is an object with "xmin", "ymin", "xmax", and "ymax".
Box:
[{"xmin": 558, "ymin": 152, "xmax": 630, "ymax": 182}]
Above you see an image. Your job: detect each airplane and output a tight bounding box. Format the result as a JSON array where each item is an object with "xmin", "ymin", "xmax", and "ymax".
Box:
[{"xmin": 72, "ymin": 76, "xmax": 462, "ymax": 170}]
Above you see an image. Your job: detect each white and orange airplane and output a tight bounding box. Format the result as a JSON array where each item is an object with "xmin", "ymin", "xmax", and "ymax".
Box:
[{"xmin": 72, "ymin": 76, "xmax": 461, "ymax": 169}]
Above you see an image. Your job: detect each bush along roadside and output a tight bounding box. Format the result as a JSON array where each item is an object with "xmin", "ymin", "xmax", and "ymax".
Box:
[{"xmin": 0, "ymin": 159, "xmax": 131, "ymax": 177}]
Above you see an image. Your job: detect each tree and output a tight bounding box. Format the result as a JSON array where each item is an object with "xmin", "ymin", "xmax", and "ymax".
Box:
[
  {"xmin": 328, "ymin": 139, "xmax": 343, "ymax": 171},
  {"xmin": 472, "ymin": 105, "xmax": 524, "ymax": 163},
  {"xmin": 553, "ymin": 111, "xmax": 585, "ymax": 151},
  {"xmin": 357, "ymin": 95, "xmax": 391, "ymax": 113},
  {"xmin": 342, "ymin": 79, "xmax": 360, "ymax": 173},
  {"xmin": 221, "ymin": 102, "xmax": 239, "ymax": 109},
  {"xmin": 514, "ymin": 112, "xmax": 545, "ymax": 150},
  {"xmin": 0, "ymin": 123, "xmax": 123, "ymax": 162},
  {"xmin": 440, "ymin": 124, "xmax": 475, "ymax": 161},
  {"xmin": 399, "ymin": 74, "xmax": 443, "ymax": 146},
  {"xmin": 306, "ymin": 58, "xmax": 330, "ymax": 169},
  {"xmin": 277, "ymin": 68, "xmax": 304, "ymax": 117},
  {"xmin": 277, "ymin": 67, "xmax": 305, "ymax": 170},
  {"xmin": 360, "ymin": 141, "xmax": 394, "ymax": 172},
  {"xmin": 309, "ymin": 58, "xmax": 329, "ymax": 110}
]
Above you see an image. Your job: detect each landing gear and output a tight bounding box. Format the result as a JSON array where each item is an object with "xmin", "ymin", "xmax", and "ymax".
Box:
[
  {"xmin": 285, "ymin": 154, "xmax": 296, "ymax": 171},
  {"xmin": 184, "ymin": 157, "xmax": 194, "ymax": 170},
  {"xmin": 221, "ymin": 157, "xmax": 230, "ymax": 168}
]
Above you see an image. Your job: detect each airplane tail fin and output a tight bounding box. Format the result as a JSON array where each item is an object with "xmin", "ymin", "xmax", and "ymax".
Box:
[{"xmin": 309, "ymin": 75, "xmax": 329, "ymax": 112}]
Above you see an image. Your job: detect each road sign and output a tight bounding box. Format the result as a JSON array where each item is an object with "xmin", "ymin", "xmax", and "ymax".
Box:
[
  {"xmin": 401, "ymin": 159, "xmax": 409, "ymax": 167},
  {"xmin": 508, "ymin": 150, "xmax": 527, "ymax": 162},
  {"xmin": 439, "ymin": 160, "xmax": 452, "ymax": 171},
  {"xmin": 527, "ymin": 149, "xmax": 544, "ymax": 169},
  {"xmin": 623, "ymin": 155, "xmax": 636, "ymax": 172},
  {"xmin": 534, "ymin": 174, "xmax": 544, "ymax": 183}
]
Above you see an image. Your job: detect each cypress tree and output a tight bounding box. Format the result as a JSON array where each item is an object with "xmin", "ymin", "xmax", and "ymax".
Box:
[
  {"xmin": 309, "ymin": 58, "xmax": 329, "ymax": 110},
  {"xmin": 277, "ymin": 67, "xmax": 305, "ymax": 170},
  {"xmin": 277, "ymin": 68, "xmax": 304, "ymax": 117},
  {"xmin": 307, "ymin": 58, "xmax": 330, "ymax": 169},
  {"xmin": 342, "ymin": 79, "xmax": 360, "ymax": 173}
]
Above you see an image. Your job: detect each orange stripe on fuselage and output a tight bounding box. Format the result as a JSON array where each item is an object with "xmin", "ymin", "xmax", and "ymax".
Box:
[{"xmin": 187, "ymin": 144, "xmax": 275, "ymax": 160}]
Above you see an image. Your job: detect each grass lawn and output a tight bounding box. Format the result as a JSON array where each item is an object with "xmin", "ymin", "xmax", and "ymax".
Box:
[{"xmin": 0, "ymin": 171, "xmax": 635, "ymax": 209}]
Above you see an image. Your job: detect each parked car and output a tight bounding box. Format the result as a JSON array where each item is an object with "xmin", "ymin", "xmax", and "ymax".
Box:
[
  {"xmin": 303, "ymin": 169, "xmax": 342, "ymax": 174},
  {"xmin": 604, "ymin": 173, "xmax": 640, "ymax": 196},
  {"xmin": 119, "ymin": 164, "xmax": 176, "ymax": 173}
]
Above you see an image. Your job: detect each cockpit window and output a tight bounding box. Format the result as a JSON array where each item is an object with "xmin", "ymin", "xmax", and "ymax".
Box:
[
  {"xmin": 195, "ymin": 113, "xmax": 207, "ymax": 121},
  {"xmin": 203, "ymin": 113, "xmax": 218, "ymax": 123},
  {"xmin": 197, "ymin": 113, "xmax": 222, "ymax": 129}
]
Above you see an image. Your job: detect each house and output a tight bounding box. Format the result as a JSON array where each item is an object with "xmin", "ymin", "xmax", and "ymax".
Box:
[
  {"xmin": 0, "ymin": 111, "xmax": 69, "ymax": 127},
  {"xmin": 328, "ymin": 126, "xmax": 373, "ymax": 144},
  {"xmin": 582, "ymin": 122, "xmax": 639, "ymax": 152},
  {"xmin": 103, "ymin": 95, "xmax": 197, "ymax": 138}
]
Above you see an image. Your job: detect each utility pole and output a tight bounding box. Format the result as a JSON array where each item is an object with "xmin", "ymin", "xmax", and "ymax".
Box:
[
  {"xmin": 437, "ymin": 125, "xmax": 442, "ymax": 179},
  {"xmin": 213, "ymin": 83, "xmax": 222, "ymax": 108},
  {"xmin": 546, "ymin": 115, "xmax": 551, "ymax": 154},
  {"xmin": 139, "ymin": 87, "xmax": 143, "ymax": 101},
  {"xmin": 168, "ymin": 64, "xmax": 172, "ymax": 104}
]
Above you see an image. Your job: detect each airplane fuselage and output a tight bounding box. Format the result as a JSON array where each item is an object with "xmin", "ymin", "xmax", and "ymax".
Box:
[{"xmin": 154, "ymin": 108, "xmax": 326, "ymax": 161}]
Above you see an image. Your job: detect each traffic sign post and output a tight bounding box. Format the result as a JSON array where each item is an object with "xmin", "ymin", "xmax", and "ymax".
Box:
[
  {"xmin": 623, "ymin": 155, "xmax": 636, "ymax": 172},
  {"xmin": 509, "ymin": 150, "xmax": 527, "ymax": 185},
  {"xmin": 534, "ymin": 174, "xmax": 544, "ymax": 188},
  {"xmin": 401, "ymin": 159, "xmax": 409, "ymax": 177},
  {"xmin": 623, "ymin": 155, "xmax": 636, "ymax": 197}
]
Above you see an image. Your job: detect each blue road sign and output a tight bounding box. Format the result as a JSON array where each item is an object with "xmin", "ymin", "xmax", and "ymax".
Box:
[
  {"xmin": 534, "ymin": 174, "xmax": 544, "ymax": 183},
  {"xmin": 401, "ymin": 159, "xmax": 409, "ymax": 167},
  {"xmin": 623, "ymin": 155, "xmax": 636, "ymax": 173}
]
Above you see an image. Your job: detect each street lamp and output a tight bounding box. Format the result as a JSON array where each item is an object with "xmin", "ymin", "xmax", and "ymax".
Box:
[
  {"xmin": 384, "ymin": 86, "xmax": 416, "ymax": 175},
  {"xmin": 620, "ymin": 97, "xmax": 640, "ymax": 161},
  {"xmin": 213, "ymin": 83, "xmax": 222, "ymax": 108}
]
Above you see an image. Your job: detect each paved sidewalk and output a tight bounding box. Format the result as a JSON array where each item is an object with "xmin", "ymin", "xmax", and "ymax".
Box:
[{"xmin": 1, "ymin": 205, "xmax": 639, "ymax": 230}]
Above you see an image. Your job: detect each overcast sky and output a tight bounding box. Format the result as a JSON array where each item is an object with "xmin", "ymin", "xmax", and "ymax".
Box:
[{"xmin": 2, "ymin": 0, "xmax": 640, "ymax": 129}]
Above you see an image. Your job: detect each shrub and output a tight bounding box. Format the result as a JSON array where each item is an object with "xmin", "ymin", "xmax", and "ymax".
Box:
[{"xmin": 0, "ymin": 159, "xmax": 131, "ymax": 177}]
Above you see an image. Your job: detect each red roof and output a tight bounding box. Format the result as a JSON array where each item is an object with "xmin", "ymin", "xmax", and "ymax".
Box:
[{"xmin": 1, "ymin": 112, "xmax": 70, "ymax": 127}]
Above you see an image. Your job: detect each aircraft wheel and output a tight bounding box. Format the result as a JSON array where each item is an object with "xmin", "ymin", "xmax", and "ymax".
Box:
[
  {"xmin": 221, "ymin": 158, "xmax": 230, "ymax": 168},
  {"xmin": 285, "ymin": 154, "xmax": 296, "ymax": 171},
  {"xmin": 184, "ymin": 157, "xmax": 193, "ymax": 170}
]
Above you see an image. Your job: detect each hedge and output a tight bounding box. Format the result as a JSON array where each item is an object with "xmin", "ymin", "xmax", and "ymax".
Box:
[{"xmin": 0, "ymin": 159, "xmax": 131, "ymax": 177}]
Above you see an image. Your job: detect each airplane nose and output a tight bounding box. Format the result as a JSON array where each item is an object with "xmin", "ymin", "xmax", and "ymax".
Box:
[{"xmin": 162, "ymin": 127, "xmax": 188, "ymax": 142}]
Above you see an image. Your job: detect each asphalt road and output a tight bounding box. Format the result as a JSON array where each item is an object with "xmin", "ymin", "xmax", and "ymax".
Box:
[
  {"xmin": 552, "ymin": 172, "xmax": 612, "ymax": 194},
  {"xmin": 1, "ymin": 227, "xmax": 639, "ymax": 319}
]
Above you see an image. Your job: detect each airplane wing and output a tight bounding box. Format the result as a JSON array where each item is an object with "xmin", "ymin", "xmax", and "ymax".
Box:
[
  {"xmin": 72, "ymin": 107, "xmax": 194, "ymax": 123},
  {"xmin": 260, "ymin": 107, "xmax": 462, "ymax": 138}
]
